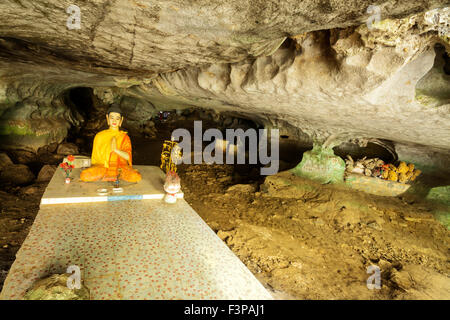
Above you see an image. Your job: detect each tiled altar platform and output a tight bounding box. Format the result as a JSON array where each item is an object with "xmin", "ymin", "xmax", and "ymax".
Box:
[
  {"xmin": 40, "ymin": 166, "xmax": 183, "ymax": 205},
  {"xmin": 0, "ymin": 166, "xmax": 272, "ymax": 300}
]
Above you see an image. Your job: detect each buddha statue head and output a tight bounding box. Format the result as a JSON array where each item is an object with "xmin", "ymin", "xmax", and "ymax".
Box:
[{"xmin": 106, "ymin": 104, "xmax": 123, "ymax": 130}]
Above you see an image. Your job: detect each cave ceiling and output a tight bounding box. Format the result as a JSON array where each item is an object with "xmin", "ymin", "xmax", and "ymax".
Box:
[{"xmin": 0, "ymin": 1, "xmax": 449, "ymax": 160}]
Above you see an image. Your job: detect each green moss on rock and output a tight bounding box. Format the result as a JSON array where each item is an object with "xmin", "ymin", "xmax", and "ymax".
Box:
[
  {"xmin": 0, "ymin": 124, "xmax": 35, "ymax": 136},
  {"xmin": 24, "ymin": 274, "xmax": 90, "ymax": 300},
  {"xmin": 415, "ymin": 92, "xmax": 445, "ymax": 108},
  {"xmin": 426, "ymin": 186, "xmax": 450, "ymax": 229},
  {"xmin": 290, "ymin": 143, "xmax": 345, "ymax": 184},
  {"xmin": 427, "ymin": 186, "xmax": 450, "ymax": 206},
  {"xmin": 433, "ymin": 210, "xmax": 450, "ymax": 229}
]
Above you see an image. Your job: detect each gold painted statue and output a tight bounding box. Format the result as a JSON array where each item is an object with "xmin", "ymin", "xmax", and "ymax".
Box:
[
  {"xmin": 80, "ymin": 104, "xmax": 142, "ymax": 183},
  {"xmin": 160, "ymin": 139, "xmax": 182, "ymax": 173}
]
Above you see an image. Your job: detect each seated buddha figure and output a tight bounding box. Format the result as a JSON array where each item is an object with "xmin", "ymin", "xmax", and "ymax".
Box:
[{"xmin": 80, "ymin": 104, "xmax": 142, "ymax": 183}]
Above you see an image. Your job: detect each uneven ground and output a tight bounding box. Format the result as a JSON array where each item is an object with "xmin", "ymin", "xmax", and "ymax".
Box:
[
  {"xmin": 1, "ymin": 162, "xmax": 449, "ymax": 299},
  {"xmin": 0, "ymin": 184, "xmax": 46, "ymax": 290},
  {"xmin": 1, "ymin": 117, "xmax": 449, "ymax": 299},
  {"xmin": 179, "ymin": 163, "xmax": 450, "ymax": 299}
]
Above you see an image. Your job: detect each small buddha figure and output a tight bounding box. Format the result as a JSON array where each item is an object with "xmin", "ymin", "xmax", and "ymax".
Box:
[{"xmin": 80, "ymin": 104, "xmax": 142, "ymax": 183}]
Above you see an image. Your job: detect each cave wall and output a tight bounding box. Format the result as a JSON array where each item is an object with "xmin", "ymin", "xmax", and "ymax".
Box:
[
  {"xmin": 2, "ymin": 0, "xmax": 445, "ymax": 76},
  {"xmin": 0, "ymin": 2, "xmax": 449, "ymax": 174}
]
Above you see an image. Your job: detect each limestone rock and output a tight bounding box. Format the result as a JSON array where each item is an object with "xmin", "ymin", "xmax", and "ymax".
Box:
[
  {"xmin": 390, "ymin": 269, "xmax": 414, "ymax": 291},
  {"xmin": 218, "ymin": 176, "xmax": 233, "ymax": 184},
  {"xmin": 0, "ymin": 102, "xmax": 72, "ymax": 153},
  {"xmin": 7, "ymin": 150, "xmax": 37, "ymax": 164},
  {"xmin": 1, "ymin": 0, "xmax": 440, "ymax": 77},
  {"xmin": 0, "ymin": 164, "xmax": 35, "ymax": 186},
  {"xmin": 0, "ymin": 2, "xmax": 448, "ymax": 177},
  {"xmin": 37, "ymin": 142, "xmax": 59, "ymax": 155},
  {"xmin": 36, "ymin": 165, "xmax": 56, "ymax": 182},
  {"xmin": 0, "ymin": 153, "xmax": 13, "ymax": 170},
  {"xmin": 38, "ymin": 153, "xmax": 65, "ymax": 166},
  {"xmin": 143, "ymin": 125, "xmax": 157, "ymax": 138},
  {"xmin": 291, "ymin": 144, "xmax": 345, "ymax": 184},
  {"xmin": 56, "ymin": 143, "xmax": 79, "ymax": 155},
  {"xmin": 21, "ymin": 185, "xmax": 39, "ymax": 195},
  {"xmin": 217, "ymin": 230, "xmax": 234, "ymax": 242},
  {"xmin": 24, "ymin": 274, "xmax": 90, "ymax": 300},
  {"xmin": 226, "ymin": 184, "xmax": 257, "ymax": 194}
]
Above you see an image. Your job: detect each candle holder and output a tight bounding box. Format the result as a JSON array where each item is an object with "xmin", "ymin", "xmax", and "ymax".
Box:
[{"xmin": 112, "ymin": 169, "xmax": 123, "ymax": 193}]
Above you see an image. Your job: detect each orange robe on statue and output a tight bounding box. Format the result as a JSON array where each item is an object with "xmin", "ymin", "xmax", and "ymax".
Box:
[{"xmin": 80, "ymin": 129, "xmax": 141, "ymax": 182}]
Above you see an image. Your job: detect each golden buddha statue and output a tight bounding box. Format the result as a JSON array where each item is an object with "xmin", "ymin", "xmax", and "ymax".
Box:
[{"xmin": 80, "ymin": 104, "xmax": 142, "ymax": 183}]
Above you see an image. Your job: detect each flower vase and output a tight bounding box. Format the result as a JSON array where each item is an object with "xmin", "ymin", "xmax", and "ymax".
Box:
[{"xmin": 65, "ymin": 177, "xmax": 71, "ymax": 184}]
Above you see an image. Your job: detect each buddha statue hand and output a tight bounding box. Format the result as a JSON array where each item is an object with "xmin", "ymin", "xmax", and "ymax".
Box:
[{"xmin": 111, "ymin": 136, "xmax": 117, "ymax": 152}]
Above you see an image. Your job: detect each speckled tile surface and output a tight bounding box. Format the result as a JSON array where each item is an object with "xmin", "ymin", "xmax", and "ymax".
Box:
[
  {"xmin": 40, "ymin": 166, "xmax": 178, "ymax": 205},
  {"xmin": 0, "ymin": 199, "xmax": 272, "ymax": 300}
]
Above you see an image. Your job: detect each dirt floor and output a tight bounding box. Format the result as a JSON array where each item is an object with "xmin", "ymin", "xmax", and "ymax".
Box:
[
  {"xmin": 1, "ymin": 115, "xmax": 449, "ymax": 299},
  {"xmin": 177, "ymin": 163, "xmax": 450, "ymax": 300},
  {"xmin": 0, "ymin": 183, "xmax": 47, "ymax": 290}
]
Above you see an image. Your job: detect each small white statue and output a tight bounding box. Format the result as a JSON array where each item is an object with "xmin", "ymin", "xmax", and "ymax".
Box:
[{"xmin": 164, "ymin": 171, "xmax": 181, "ymax": 204}]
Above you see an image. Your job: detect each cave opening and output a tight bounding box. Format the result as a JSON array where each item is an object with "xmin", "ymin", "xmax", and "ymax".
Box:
[
  {"xmin": 439, "ymin": 44, "xmax": 450, "ymax": 76},
  {"xmin": 132, "ymin": 108, "xmax": 291, "ymax": 185},
  {"xmin": 62, "ymin": 89, "xmax": 402, "ymax": 185},
  {"xmin": 64, "ymin": 87, "xmax": 94, "ymax": 119},
  {"xmin": 63, "ymin": 86, "xmax": 113, "ymax": 154},
  {"xmin": 60, "ymin": 93, "xmax": 304, "ymax": 185},
  {"xmin": 333, "ymin": 140, "xmax": 397, "ymax": 164},
  {"xmin": 415, "ymin": 43, "xmax": 450, "ymax": 107}
]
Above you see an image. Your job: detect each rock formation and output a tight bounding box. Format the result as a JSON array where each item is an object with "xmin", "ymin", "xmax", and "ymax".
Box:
[{"xmin": 0, "ymin": 1, "xmax": 449, "ymax": 174}]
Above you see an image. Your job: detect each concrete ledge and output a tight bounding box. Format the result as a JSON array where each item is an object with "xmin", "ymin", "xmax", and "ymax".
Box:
[
  {"xmin": 41, "ymin": 165, "xmax": 183, "ymax": 205},
  {"xmin": 345, "ymin": 173, "xmax": 411, "ymax": 197}
]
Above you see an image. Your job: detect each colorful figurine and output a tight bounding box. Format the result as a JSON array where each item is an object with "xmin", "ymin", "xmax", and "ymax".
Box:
[
  {"xmin": 80, "ymin": 104, "xmax": 141, "ymax": 183},
  {"xmin": 160, "ymin": 139, "xmax": 182, "ymax": 173}
]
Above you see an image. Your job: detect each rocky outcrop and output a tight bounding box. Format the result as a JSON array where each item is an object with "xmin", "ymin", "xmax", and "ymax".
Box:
[
  {"xmin": 0, "ymin": 153, "xmax": 13, "ymax": 170},
  {"xmin": 24, "ymin": 274, "xmax": 90, "ymax": 300},
  {"xmin": 119, "ymin": 13, "xmax": 449, "ymax": 149},
  {"xmin": 0, "ymin": 2, "xmax": 449, "ymax": 174},
  {"xmin": 1, "ymin": 1, "xmax": 445, "ymax": 77},
  {"xmin": 0, "ymin": 164, "xmax": 35, "ymax": 186},
  {"xmin": 0, "ymin": 86, "xmax": 76, "ymax": 152},
  {"xmin": 36, "ymin": 164, "xmax": 56, "ymax": 182},
  {"xmin": 56, "ymin": 143, "xmax": 79, "ymax": 156}
]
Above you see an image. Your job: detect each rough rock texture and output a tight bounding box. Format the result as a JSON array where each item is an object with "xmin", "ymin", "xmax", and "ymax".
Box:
[
  {"xmin": 291, "ymin": 144, "xmax": 346, "ymax": 184},
  {"xmin": 119, "ymin": 20, "xmax": 449, "ymax": 149},
  {"xmin": 0, "ymin": 1, "xmax": 449, "ymax": 174},
  {"xmin": 1, "ymin": 0, "xmax": 445, "ymax": 76},
  {"xmin": 23, "ymin": 274, "xmax": 90, "ymax": 300},
  {"xmin": 0, "ymin": 153, "xmax": 13, "ymax": 170},
  {"xmin": 56, "ymin": 142, "xmax": 79, "ymax": 155},
  {"xmin": 36, "ymin": 164, "xmax": 57, "ymax": 182},
  {"xmin": 0, "ymin": 164, "xmax": 35, "ymax": 186},
  {"xmin": 226, "ymin": 184, "xmax": 257, "ymax": 194}
]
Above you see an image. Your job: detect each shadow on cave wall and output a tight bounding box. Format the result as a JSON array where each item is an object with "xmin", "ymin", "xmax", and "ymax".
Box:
[
  {"xmin": 333, "ymin": 141, "xmax": 396, "ymax": 164},
  {"xmin": 415, "ymin": 43, "xmax": 450, "ymax": 108}
]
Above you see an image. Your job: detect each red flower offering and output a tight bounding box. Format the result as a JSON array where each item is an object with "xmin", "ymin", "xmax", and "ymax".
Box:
[{"xmin": 59, "ymin": 155, "xmax": 75, "ymax": 179}]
